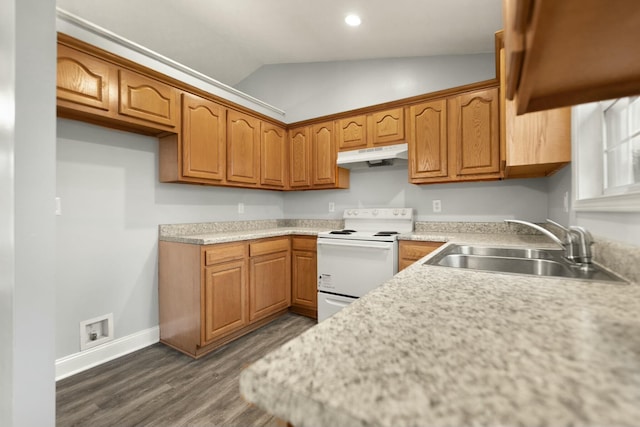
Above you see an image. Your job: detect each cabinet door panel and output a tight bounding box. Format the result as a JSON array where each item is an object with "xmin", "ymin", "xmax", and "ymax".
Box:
[
  {"xmin": 409, "ymin": 100, "xmax": 448, "ymax": 180},
  {"xmin": 249, "ymin": 251, "xmax": 291, "ymax": 322},
  {"xmin": 370, "ymin": 108, "xmax": 405, "ymax": 146},
  {"xmin": 227, "ymin": 110, "xmax": 260, "ymax": 185},
  {"xmin": 312, "ymin": 122, "xmax": 336, "ymax": 186},
  {"xmin": 182, "ymin": 93, "xmax": 226, "ymax": 181},
  {"xmin": 451, "ymin": 88, "xmax": 500, "ymax": 177},
  {"xmin": 118, "ymin": 69, "xmax": 179, "ymax": 129},
  {"xmin": 289, "ymin": 127, "xmax": 311, "ymax": 188},
  {"xmin": 203, "ymin": 259, "xmax": 247, "ymax": 344},
  {"xmin": 292, "ymin": 250, "xmax": 317, "ymax": 309},
  {"xmin": 337, "ymin": 116, "xmax": 367, "ymax": 151},
  {"xmin": 57, "ymin": 45, "xmax": 113, "ymax": 112},
  {"xmin": 261, "ymin": 123, "xmax": 287, "ymax": 188}
]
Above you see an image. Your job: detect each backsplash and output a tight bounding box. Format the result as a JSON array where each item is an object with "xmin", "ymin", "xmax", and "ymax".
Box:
[
  {"xmin": 592, "ymin": 236, "xmax": 640, "ymax": 284},
  {"xmin": 159, "ymin": 219, "xmax": 344, "ymax": 237},
  {"xmin": 414, "ymin": 221, "xmax": 544, "ymax": 234}
]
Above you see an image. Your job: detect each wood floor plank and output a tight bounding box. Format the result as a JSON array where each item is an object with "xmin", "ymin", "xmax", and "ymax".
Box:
[{"xmin": 56, "ymin": 313, "xmax": 315, "ymax": 427}]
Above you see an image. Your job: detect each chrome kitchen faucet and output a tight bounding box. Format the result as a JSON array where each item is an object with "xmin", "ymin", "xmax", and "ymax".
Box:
[{"xmin": 505, "ymin": 219, "xmax": 594, "ymax": 266}]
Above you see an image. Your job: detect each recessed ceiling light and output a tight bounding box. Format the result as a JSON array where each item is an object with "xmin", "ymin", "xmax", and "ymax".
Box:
[{"xmin": 345, "ymin": 14, "xmax": 361, "ymax": 27}]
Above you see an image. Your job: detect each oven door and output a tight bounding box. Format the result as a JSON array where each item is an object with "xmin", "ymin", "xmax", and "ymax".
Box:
[{"xmin": 317, "ymin": 238, "xmax": 398, "ymax": 298}]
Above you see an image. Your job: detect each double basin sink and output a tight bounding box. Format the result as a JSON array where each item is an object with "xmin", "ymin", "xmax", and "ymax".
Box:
[{"xmin": 424, "ymin": 244, "xmax": 626, "ymax": 283}]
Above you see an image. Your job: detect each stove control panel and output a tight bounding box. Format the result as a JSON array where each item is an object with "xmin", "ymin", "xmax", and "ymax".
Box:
[{"xmin": 344, "ymin": 208, "xmax": 413, "ymax": 220}]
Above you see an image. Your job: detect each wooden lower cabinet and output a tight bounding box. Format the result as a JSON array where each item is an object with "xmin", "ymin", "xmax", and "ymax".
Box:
[
  {"xmin": 159, "ymin": 237, "xmax": 292, "ymax": 359},
  {"xmin": 249, "ymin": 238, "xmax": 291, "ymax": 322},
  {"xmin": 399, "ymin": 240, "xmax": 444, "ymax": 271},
  {"xmin": 290, "ymin": 236, "xmax": 317, "ymax": 319},
  {"xmin": 202, "ymin": 259, "xmax": 247, "ymax": 344}
]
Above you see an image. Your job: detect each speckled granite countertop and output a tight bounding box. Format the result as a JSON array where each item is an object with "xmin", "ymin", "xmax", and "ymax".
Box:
[{"xmin": 240, "ymin": 234, "xmax": 640, "ymax": 427}]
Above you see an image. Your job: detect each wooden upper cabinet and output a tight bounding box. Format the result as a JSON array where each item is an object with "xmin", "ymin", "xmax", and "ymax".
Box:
[
  {"xmin": 369, "ymin": 108, "xmax": 405, "ymax": 146},
  {"xmin": 57, "ymin": 45, "xmax": 115, "ymax": 113},
  {"xmin": 497, "ymin": 36, "xmax": 572, "ymax": 178},
  {"xmin": 227, "ymin": 110, "xmax": 260, "ymax": 185},
  {"xmin": 408, "ymin": 100, "xmax": 448, "ymax": 182},
  {"xmin": 311, "ymin": 121, "xmax": 337, "ymax": 186},
  {"xmin": 289, "ymin": 126, "xmax": 312, "ymax": 188},
  {"xmin": 504, "ymin": 0, "xmax": 640, "ymax": 114},
  {"xmin": 336, "ymin": 116, "xmax": 367, "ymax": 151},
  {"xmin": 181, "ymin": 93, "xmax": 226, "ymax": 182},
  {"xmin": 449, "ymin": 87, "xmax": 500, "ymax": 178},
  {"xmin": 260, "ymin": 123, "xmax": 287, "ymax": 188},
  {"xmin": 118, "ymin": 69, "xmax": 179, "ymax": 130}
]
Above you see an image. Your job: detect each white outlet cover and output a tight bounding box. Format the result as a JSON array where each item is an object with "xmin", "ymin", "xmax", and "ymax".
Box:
[
  {"xmin": 238, "ymin": 202, "xmax": 245, "ymax": 214},
  {"xmin": 433, "ymin": 200, "xmax": 442, "ymax": 213}
]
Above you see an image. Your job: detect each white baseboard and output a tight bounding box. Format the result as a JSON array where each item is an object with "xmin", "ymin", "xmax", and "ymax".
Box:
[{"xmin": 56, "ymin": 325, "xmax": 159, "ymax": 381}]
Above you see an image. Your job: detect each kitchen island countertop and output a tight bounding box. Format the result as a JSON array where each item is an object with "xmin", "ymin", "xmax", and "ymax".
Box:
[{"xmin": 239, "ymin": 235, "xmax": 640, "ymax": 427}]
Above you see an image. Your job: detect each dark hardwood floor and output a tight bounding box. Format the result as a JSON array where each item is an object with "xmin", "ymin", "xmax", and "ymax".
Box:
[{"xmin": 56, "ymin": 313, "xmax": 316, "ymax": 427}]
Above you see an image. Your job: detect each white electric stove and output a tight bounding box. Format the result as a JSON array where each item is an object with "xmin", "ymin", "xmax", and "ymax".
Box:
[{"xmin": 317, "ymin": 208, "xmax": 414, "ymax": 322}]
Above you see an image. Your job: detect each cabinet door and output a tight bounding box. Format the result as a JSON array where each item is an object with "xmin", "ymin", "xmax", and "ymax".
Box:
[
  {"xmin": 260, "ymin": 123, "xmax": 287, "ymax": 188},
  {"xmin": 118, "ymin": 69, "xmax": 179, "ymax": 129},
  {"xmin": 202, "ymin": 259, "xmax": 248, "ymax": 344},
  {"xmin": 249, "ymin": 250, "xmax": 291, "ymax": 322},
  {"xmin": 289, "ymin": 127, "xmax": 311, "ymax": 188},
  {"xmin": 227, "ymin": 110, "xmax": 260, "ymax": 185},
  {"xmin": 398, "ymin": 241, "xmax": 443, "ymax": 271},
  {"xmin": 336, "ymin": 116, "xmax": 367, "ymax": 151},
  {"xmin": 311, "ymin": 121, "xmax": 337, "ymax": 186},
  {"xmin": 181, "ymin": 93, "xmax": 226, "ymax": 181},
  {"xmin": 57, "ymin": 45, "xmax": 115, "ymax": 113},
  {"xmin": 449, "ymin": 87, "xmax": 500, "ymax": 178},
  {"xmin": 292, "ymin": 249, "xmax": 317, "ymax": 311},
  {"xmin": 369, "ymin": 108, "xmax": 405, "ymax": 146},
  {"xmin": 408, "ymin": 100, "xmax": 448, "ymax": 182}
]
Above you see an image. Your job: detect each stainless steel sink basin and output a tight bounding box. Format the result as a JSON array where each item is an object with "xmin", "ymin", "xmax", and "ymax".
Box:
[
  {"xmin": 448, "ymin": 245, "xmax": 559, "ymax": 259},
  {"xmin": 424, "ymin": 244, "xmax": 626, "ymax": 283}
]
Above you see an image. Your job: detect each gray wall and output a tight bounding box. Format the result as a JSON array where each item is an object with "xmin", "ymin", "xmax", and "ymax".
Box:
[
  {"xmin": 56, "ymin": 119, "xmax": 284, "ymax": 358},
  {"xmin": 284, "ymin": 166, "xmax": 549, "ymax": 222},
  {"xmin": 235, "ymin": 54, "xmax": 496, "ymax": 123},
  {"xmin": 1, "ymin": 0, "xmax": 57, "ymax": 426},
  {"xmin": 546, "ymin": 165, "xmax": 572, "ymax": 227}
]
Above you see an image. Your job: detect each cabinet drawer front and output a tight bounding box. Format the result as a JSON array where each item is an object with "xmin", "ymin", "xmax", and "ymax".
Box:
[
  {"xmin": 399, "ymin": 241, "xmax": 443, "ymax": 260},
  {"xmin": 250, "ymin": 238, "xmax": 289, "ymax": 257},
  {"xmin": 205, "ymin": 243, "xmax": 246, "ymax": 265},
  {"xmin": 292, "ymin": 236, "xmax": 317, "ymax": 251}
]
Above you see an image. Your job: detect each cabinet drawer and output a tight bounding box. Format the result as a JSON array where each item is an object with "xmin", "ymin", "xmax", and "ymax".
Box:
[
  {"xmin": 250, "ymin": 238, "xmax": 289, "ymax": 257},
  {"xmin": 205, "ymin": 242, "xmax": 246, "ymax": 266},
  {"xmin": 399, "ymin": 241, "xmax": 443, "ymax": 260},
  {"xmin": 292, "ymin": 236, "xmax": 317, "ymax": 252}
]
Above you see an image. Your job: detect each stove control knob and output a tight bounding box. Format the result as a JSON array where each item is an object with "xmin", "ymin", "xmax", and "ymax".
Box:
[
  {"xmin": 393, "ymin": 209, "xmax": 399, "ymax": 215},
  {"xmin": 401, "ymin": 209, "xmax": 407, "ymax": 216},
  {"xmin": 353, "ymin": 210, "xmax": 358, "ymax": 216},
  {"xmin": 372, "ymin": 209, "xmax": 379, "ymax": 216}
]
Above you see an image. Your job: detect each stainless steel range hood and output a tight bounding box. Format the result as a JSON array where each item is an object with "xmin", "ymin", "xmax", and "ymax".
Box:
[{"xmin": 336, "ymin": 143, "xmax": 408, "ymax": 169}]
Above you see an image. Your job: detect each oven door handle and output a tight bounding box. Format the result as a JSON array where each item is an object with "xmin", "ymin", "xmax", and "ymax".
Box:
[
  {"xmin": 324, "ymin": 297, "xmax": 352, "ymax": 308},
  {"xmin": 317, "ymin": 240, "xmax": 392, "ymax": 250}
]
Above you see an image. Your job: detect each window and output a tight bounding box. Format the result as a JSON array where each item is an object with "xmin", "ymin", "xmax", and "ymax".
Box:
[
  {"xmin": 602, "ymin": 96, "xmax": 640, "ymax": 195},
  {"xmin": 573, "ymin": 96, "xmax": 640, "ymax": 211}
]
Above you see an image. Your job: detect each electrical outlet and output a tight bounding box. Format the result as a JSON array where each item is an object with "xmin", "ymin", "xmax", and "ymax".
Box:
[
  {"xmin": 238, "ymin": 202, "xmax": 245, "ymax": 214},
  {"xmin": 328, "ymin": 202, "xmax": 335, "ymax": 212},
  {"xmin": 432, "ymin": 199, "xmax": 442, "ymax": 213},
  {"xmin": 563, "ymin": 191, "xmax": 569, "ymax": 213},
  {"xmin": 55, "ymin": 197, "xmax": 62, "ymax": 216}
]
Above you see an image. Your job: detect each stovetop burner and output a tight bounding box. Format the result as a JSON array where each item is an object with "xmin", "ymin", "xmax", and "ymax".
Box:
[
  {"xmin": 329, "ymin": 229, "xmax": 357, "ymax": 235},
  {"xmin": 374, "ymin": 231, "xmax": 400, "ymax": 236}
]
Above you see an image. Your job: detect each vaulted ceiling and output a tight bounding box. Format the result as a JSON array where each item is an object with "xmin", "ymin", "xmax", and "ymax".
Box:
[{"xmin": 56, "ymin": 0, "xmax": 503, "ymax": 86}]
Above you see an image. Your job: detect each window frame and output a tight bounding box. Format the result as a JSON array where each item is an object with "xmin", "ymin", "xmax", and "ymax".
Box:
[{"xmin": 573, "ymin": 98, "xmax": 640, "ymax": 212}]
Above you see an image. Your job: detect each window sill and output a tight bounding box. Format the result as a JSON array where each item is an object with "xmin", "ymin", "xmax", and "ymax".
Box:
[{"xmin": 574, "ymin": 192, "xmax": 640, "ymax": 212}]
